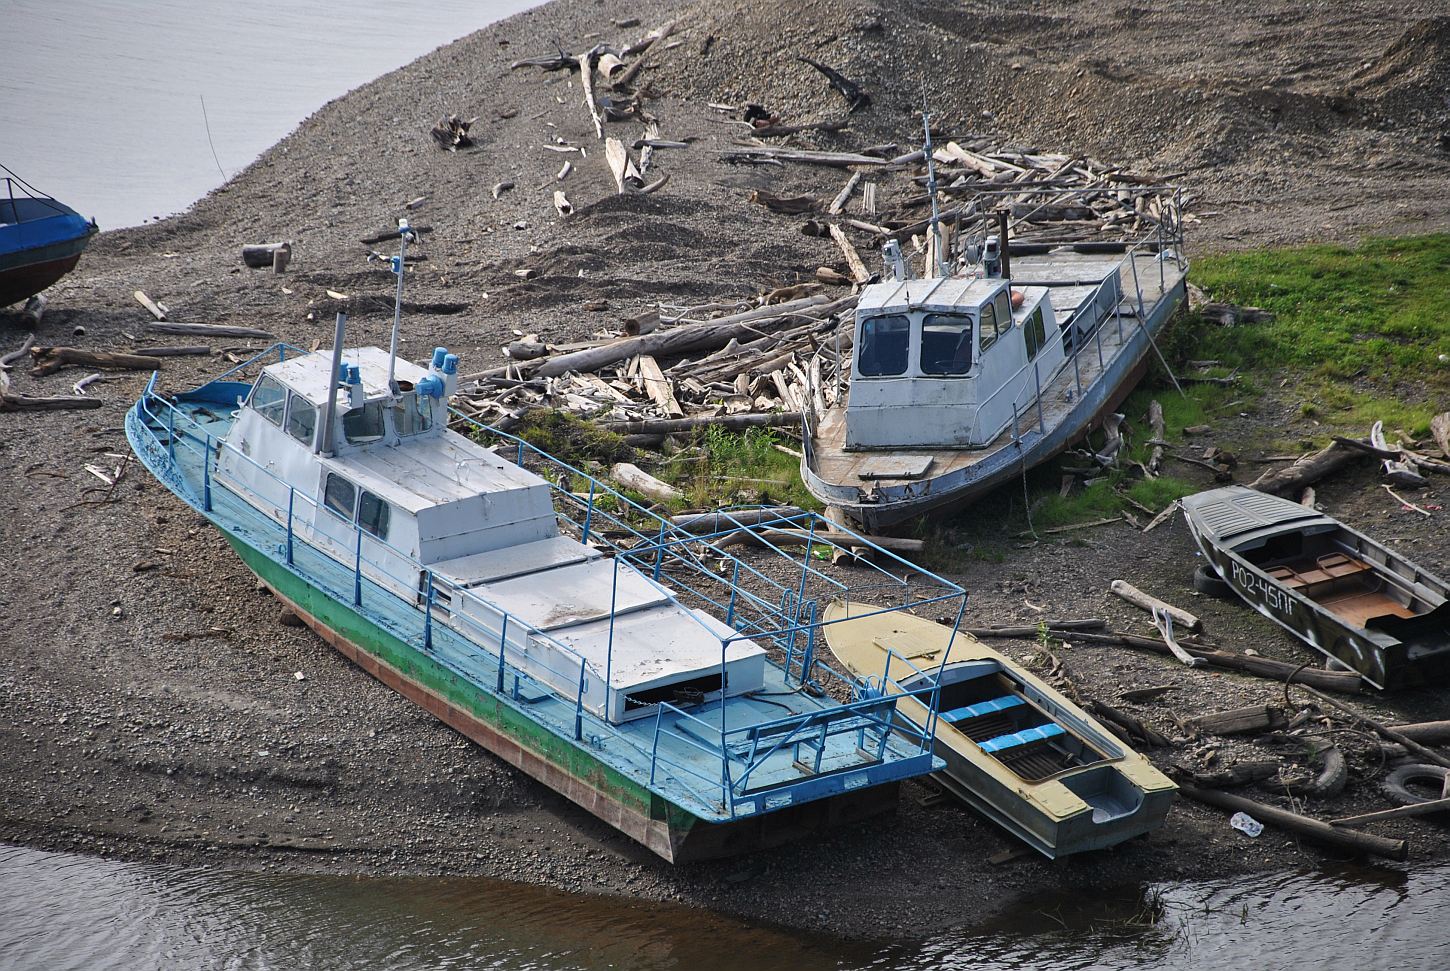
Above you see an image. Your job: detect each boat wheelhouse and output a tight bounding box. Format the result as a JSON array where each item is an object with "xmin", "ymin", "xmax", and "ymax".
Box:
[
  {"xmin": 803, "ymin": 189, "xmax": 1188, "ymax": 530},
  {"xmin": 128, "ymin": 336, "xmax": 968, "ymax": 861}
]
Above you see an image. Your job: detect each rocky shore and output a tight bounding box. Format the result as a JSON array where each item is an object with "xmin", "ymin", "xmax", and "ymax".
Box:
[{"xmin": 3, "ymin": 0, "xmax": 1450, "ymax": 940}]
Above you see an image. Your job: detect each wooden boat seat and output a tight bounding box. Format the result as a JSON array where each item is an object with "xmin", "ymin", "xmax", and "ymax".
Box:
[
  {"xmin": 1270, "ymin": 553, "xmax": 1372, "ymax": 592},
  {"xmin": 980, "ymin": 723, "xmax": 1065, "ymax": 754},
  {"xmin": 941, "ymin": 695, "xmax": 1024, "ymax": 724}
]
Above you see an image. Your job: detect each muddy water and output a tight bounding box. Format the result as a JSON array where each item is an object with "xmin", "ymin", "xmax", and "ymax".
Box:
[{"xmin": 3, "ymin": 844, "xmax": 1446, "ymax": 970}]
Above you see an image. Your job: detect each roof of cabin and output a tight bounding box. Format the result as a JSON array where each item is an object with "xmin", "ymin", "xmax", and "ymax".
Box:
[
  {"xmin": 856, "ymin": 276, "xmax": 1005, "ymax": 315},
  {"xmin": 263, "ymin": 346, "xmax": 431, "ymax": 406},
  {"xmin": 327, "ymin": 430, "xmax": 543, "ymax": 514}
]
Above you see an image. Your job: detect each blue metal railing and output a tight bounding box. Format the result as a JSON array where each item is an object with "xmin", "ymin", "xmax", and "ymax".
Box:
[{"xmin": 133, "ymin": 363, "xmax": 968, "ymax": 817}]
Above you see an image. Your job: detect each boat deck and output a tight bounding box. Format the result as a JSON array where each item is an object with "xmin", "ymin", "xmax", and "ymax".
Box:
[
  {"xmin": 133, "ymin": 395, "xmax": 940, "ymax": 823},
  {"xmin": 811, "ymin": 250, "xmax": 1185, "ymax": 495}
]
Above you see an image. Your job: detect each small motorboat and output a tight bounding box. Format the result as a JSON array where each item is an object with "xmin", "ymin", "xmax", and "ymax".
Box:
[
  {"xmin": 823, "ymin": 601, "xmax": 1177, "ymax": 858},
  {"xmin": 1, "ymin": 167, "xmax": 97, "ymax": 307},
  {"xmin": 1182, "ymin": 486, "xmax": 1450, "ymax": 690}
]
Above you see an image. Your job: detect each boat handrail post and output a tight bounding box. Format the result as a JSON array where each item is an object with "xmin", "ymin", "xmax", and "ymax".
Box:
[
  {"xmin": 649, "ymin": 705, "xmax": 665, "ymax": 785},
  {"xmin": 652, "ymin": 521, "xmax": 666, "ymax": 581},
  {"xmin": 496, "ymin": 615, "xmax": 510, "ymax": 692},
  {"xmin": 516, "ymin": 440, "xmax": 525, "ymax": 467},
  {"xmin": 1130, "ymin": 250, "xmax": 1146, "ymax": 318},
  {"xmin": 165, "ymin": 406, "xmax": 176, "ymax": 462},
  {"xmin": 1115, "ymin": 278, "xmax": 1125, "ymax": 343},
  {"xmin": 1071, "ymin": 338, "xmax": 1083, "ymax": 396},
  {"xmin": 725, "ymin": 559, "xmax": 741, "ymax": 627},
  {"xmin": 800, "ymin": 600, "xmax": 819, "ymax": 686},
  {"xmin": 574, "ymin": 657, "xmax": 587, "ymax": 741},
  {"xmin": 1158, "ymin": 220, "xmax": 1166, "ymax": 289},
  {"xmin": 353, "ymin": 529, "xmax": 363, "ymax": 606},
  {"xmin": 1033, "ymin": 357, "xmax": 1045, "ymax": 433},
  {"xmin": 604, "ymin": 556, "xmax": 620, "ymax": 706},
  {"xmin": 423, "ymin": 570, "xmax": 434, "ymax": 651},
  {"xmin": 719, "ymin": 636, "xmax": 729, "ymax": 767},
  {"xmin": 581, "ymin": 480, "xmax": 596, "ymax": 544},
  {"xmin": 202, "ymin": 435, "xmax": 213, "ymax": 512},
  {"xmin": 1095, "ymin": 317, "xmax": 1106, "ymax": 369},
  {"xmin": 285, "ymin": 488, "xmax": 295, "ymax": 565}
]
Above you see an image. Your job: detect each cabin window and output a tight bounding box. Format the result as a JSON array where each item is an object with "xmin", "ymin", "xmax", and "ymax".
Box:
[
  {"xmin": 920, "ymin": 312, "xmax": 974, "ymax": 375},
  {"xmin": 343, "ymin": 400, "xmax": 386, "ymax": 445},
  {"xmin": 392, "ymin": 393, "xmax": 432, "ymax": 437},
  {"xmin": 284, "ymin": 394, "xmax": 317, "ymax": 446},
  {"xmin": 994, "ymin": 291, "xmax": 1012, "ymax": 331},
  {"xmin": 251, "ymin": 374, "xmax": 287, "ymax": 426},
  {"xmin": 323, "ymin": 472, "xmax": 357, "ymax": 520},
  {"xmin": 1024, "ymin": 307, "xmax": 1048, "ymax": 360},
  {"xmin": 979, "ymin": 302, "xmax": 999, "ymax": 352},
  {"xmin": 357, "ymin": 491, "xmax": 390, "ymax": 539},
  {"xmin": 857, "ymin": 314, "xmax": 911, "ymax": 377}
]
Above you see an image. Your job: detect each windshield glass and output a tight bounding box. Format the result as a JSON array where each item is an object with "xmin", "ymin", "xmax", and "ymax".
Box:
[
  {"xmin": 250, "ymin": 374, "xmax": 286, "ymax": 426},
  {"xmin": 343, "ymin": 400, "xmax": 386, "ymax": 445},
  {"xmin": 391, "ymin": 393, "xmax": 433, "ymax": 437},
  {"xmin": 920, "ymin": 313, "xmax": 974, "ymax": 375},
  {"xmin": 857, "ymin": 313, "xmax": 910, "ymax": 377}
]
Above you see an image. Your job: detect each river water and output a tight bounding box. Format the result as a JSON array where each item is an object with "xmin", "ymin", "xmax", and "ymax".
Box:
[
  {"xmin": 2, "ymin": 843, "xmax": 1445, "ymax": 970},
  {"xmin": 1, "ymin": 0, "xmax": 535, "ymax": 229}
]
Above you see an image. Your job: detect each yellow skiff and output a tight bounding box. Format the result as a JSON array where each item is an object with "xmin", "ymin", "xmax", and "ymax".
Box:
[{"xmin": 823, "ymin": 601, "xmax": 1176, "ymax": 857}]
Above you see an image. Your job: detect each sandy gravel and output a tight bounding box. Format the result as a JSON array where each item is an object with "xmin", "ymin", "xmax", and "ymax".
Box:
[{"xmin": 3, "ymin": 0, "xmax": 1449, "ymax": 939}]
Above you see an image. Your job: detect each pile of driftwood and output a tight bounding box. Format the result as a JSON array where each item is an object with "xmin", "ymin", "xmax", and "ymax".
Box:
[
  {"xmin": 726, "ymin": 137, "xmax": 1189, "ymax": 265},
  {"xmin": 451, "ymin": 289, "xmax": 858, "ymax": 440}
]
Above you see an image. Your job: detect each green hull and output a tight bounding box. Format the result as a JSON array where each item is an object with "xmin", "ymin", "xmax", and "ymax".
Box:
[{"xmin": 224, "ymin": 533, "xmax": 899, "ymax": 861}]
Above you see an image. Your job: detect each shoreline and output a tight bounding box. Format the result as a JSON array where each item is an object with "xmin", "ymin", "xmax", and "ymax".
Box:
[{"xmin": 4, "ymin": 0, "xmax": 1450, "ymax": 941}]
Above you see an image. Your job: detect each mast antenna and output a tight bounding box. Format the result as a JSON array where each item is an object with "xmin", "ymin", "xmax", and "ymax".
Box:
[
  {"xmin": 921, "ymin": 94, "xmax": 946, "ymax": 278},
  {"xmin": 386, "ymin": 217, "xmax": 417, "ymax": 395}
]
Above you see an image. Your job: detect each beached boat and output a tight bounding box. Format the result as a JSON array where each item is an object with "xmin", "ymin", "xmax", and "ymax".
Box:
[
  {"xmin": 801, "ymin": 194, "xmax": 1188, "ymax": 531},
  {"xmin": 822, "ymin": 601, "xmax": 1176, "ymax": 858},
  {"xmin": 1, "ymin": 168, "xmax": 97, "ymax": 307},
  {"xmin": 125, "ymin": 299, "xmax": 973, "ymax": 860},
  {"xmin": 1182, "ymin": 486, "xmax": 1450, "ymax": 690}
]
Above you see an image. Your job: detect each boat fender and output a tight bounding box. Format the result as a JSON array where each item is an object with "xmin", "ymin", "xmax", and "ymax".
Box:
[
  {"xmin": 1382, "ymin": 763, "xmax": 1450, "ymax": 806},
  {"xmin": 1010, "ymin": 289, "xmax": 1025, "ymax": 309},
  {"xmin": 417, "ymin": 374, "xmax": 445, "ymax": 399},
  {"xmin": 431, "ymin": 346, "xmax": 448, "ymax": 369}
]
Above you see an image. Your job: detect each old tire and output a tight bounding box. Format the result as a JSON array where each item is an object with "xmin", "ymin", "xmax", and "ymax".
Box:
[
  {"xmin": 1278, "ymin": 743, "xmax": 1348, "ymax": 798},
  {"xmin": 1382, "ymin": 764, "xmax": 1450, "ymax": 806},
  {"xmin": 1192, "ymin": 562, "xmax": 1233, "ymax": 598}
]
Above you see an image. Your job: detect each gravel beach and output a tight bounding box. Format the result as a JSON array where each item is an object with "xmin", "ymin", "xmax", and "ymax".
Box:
[{"xmin": 3, "ymin": 0, "xmax": 1449, "ymax": 939}]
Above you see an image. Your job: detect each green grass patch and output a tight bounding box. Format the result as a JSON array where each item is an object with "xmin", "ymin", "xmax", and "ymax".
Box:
[
  {"xmin": 1191, "ymin": 233, "xmax": 1450, "ymax": 432},
  {"xmin": 664, "ymin": 425, "xmax": 820, "ymax": 511}
]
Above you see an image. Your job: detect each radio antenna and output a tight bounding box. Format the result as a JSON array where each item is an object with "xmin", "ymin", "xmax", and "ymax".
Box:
[{"xmin": 921, "ymin": 94, "xmax": 945, "ymax": 278}]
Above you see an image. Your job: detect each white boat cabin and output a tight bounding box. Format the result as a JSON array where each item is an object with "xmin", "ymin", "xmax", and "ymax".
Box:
[
  {"xmin": 215, "ymin": 346, "xmax": 765, "ymax": 724},
  {"xmin": 845, "ymin": 277, "xmax": 1065, "ymax": 449}
]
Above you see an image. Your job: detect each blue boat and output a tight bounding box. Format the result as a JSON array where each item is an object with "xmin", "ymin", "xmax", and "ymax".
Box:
[
  {"xmin": 125, "ymin": 316, "xmax": 970, "ymax": 860},
  {"xmin": 1, "ymin": 168, "xmax": 97, "ymax": 307}
]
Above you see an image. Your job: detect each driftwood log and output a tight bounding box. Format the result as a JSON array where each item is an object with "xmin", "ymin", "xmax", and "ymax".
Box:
[
  {"xmin": 1249, "ymin": 440, "xmax": 1363, "ymax": 496},
  {"xmin": 1186, "ymin": 704, "xmax": 1285, "ymax": 736},
  {"xmin": 597, "ymin": 412, "xmax": 799, "ymax": 435},
  {"xmin": 1331, "ymin": 797, "xmax": 1450, "ymax": 828},
  {"xmin": 1432, "ymin": 413, "xmax": 1450, "ymax": 459},
  {"xmin": 535, "ymin": 294, "xmax": 847, "ymax": 378},
  {"xmin": 135, "ymin": 346, "xmax": 212, "ymax": 357},
  {"xmin": 29, "ymin": 347, "xmax": 163, "ymax": 376},
  {"xmin": 976, "ymin": 625, "xmax": 1363, "ymax": 694},
  {"xmin": 242, "ymin": 242, "xmax": 292, "ymax": 270},
  {"xmin": 133, "ymin": 290, "xmax": 167, "ymax": 321},
  {"xmin": 672, "ymin": 507, "xmax": 808, "ymax": 533},
  {"xmin": 1109, "ymin": 579, "xmax": 1201, "ymax": 632},
  {"xmin": 609, "ymin": 462, "xmax": 682, "ymax": 503},
  {"xmin": 147, "ymin": 322, "xmax": 274, "ymax": 339},
  {"xmin": 1392, "ymin": 720, "xmax": 1450, "ymax": 745},
  {"xmin": 1178, "ymin": 784, "xmax": 1407, "ymax": 861}
]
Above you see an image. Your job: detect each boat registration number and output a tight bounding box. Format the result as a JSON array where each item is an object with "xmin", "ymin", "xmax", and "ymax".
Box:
[{"xmin": 1230, "ymin": 560, "xmax": 1294, "ymax": 617}]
